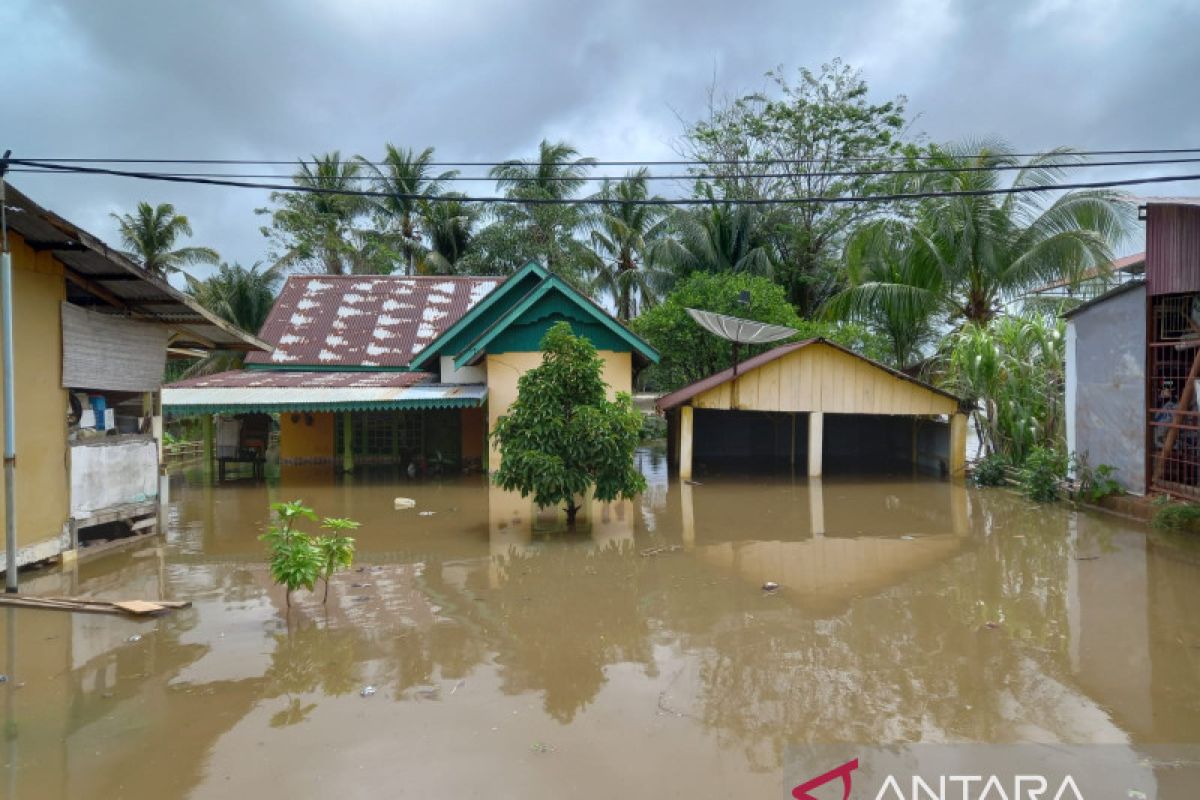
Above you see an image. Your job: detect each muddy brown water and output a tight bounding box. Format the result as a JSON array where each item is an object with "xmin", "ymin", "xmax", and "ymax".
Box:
[{"xmin": 2, "ymin": 450, "xmax": 1200, "ymax": 799}]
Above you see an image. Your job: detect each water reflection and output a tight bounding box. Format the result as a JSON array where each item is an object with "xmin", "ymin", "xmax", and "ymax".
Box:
[{"xmin": 1, "ymin": 457, "xmax": 1199, "ymax": 798}]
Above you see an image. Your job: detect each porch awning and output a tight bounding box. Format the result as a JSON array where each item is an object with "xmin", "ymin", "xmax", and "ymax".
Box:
[{"xmin": 162, "ymin": 370, "xmax": 487, "ymax": 414}]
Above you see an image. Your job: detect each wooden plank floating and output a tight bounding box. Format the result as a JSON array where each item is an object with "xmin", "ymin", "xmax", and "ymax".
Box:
[{"xmin": 0, "ymin": 595, "xmax": 190, "ymax": 617}]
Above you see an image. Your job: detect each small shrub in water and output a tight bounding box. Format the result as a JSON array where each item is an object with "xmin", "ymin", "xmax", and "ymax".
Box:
[
  {"xmin": 1151, "ymin": 499, "xmax": 1200, "ymax": 532},
  {"xmin": 971, "ymin": 453, "xmax": 1009, "ymax": 487},
  {"xmin": 261, "ymin": 500, "xmax": 359, "ymax": 605},
  {"xmin": 1071, "ymin": 455, "xmax": 1123, "ymax": 503},
  {"xmin": 1018, "ymin": 446, "xmax": 1067, "ymax": 503}
]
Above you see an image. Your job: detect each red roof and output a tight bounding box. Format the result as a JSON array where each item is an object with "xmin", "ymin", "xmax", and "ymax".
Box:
[
  {"xmin": 245, "ymin": 275, "xmax": 502, "ymax": 368},
  {"xmin": 168, "ymin": 369, "xmax": 434, "ymax": 389},
  {"xmin": 655, "ymin": 339, "xmax": 962, "ymax": 412}
]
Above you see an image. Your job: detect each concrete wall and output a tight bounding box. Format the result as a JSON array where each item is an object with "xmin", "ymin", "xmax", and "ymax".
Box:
[
  {"xmin": 0, "ymin": 234, "xmax": 70, "ymax": 568},
  {"xmin": 69, "ymin": 436, "xmax": 158, "ymax": 514},
  {"xmin": 279, "ymin": 411, "xmax": 335, "ymax": 463},
  {"xmin": 1068, "ymin": 284, "xmax": 1146, "ymax": 493},
  {"xmin": 486, "ymin": 350, "xmax": 632, "ymax": 469}
]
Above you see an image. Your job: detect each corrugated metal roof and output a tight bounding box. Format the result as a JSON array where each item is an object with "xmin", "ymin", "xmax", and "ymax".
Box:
[
  {"xmin": 655, "ymin": 338, "xmax": 962, "ymax": 412},
  {"xmin": 245, "ymin": 274, "xmax": 502, "ymax": 368},
  {"xmin": 162, "ymin": 369, "xmax": 486, "ymax": 413},
  {"xmin": 1061, "ymin": 279, "xmax": 1146, "ymax": 319},
  {"xmin": 3, "ymin": 183, "xmax": 269, "ymax": 353}
]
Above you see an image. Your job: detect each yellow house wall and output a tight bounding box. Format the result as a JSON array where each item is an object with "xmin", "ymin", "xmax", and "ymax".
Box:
[
  {"xmin": 486, "ymin": 350, "xmax": 632, "ymax": 470},
  {"xmin": 279, "ymin": 411, "xmax": 335, "ymax": 462},
  {"xmin": 0, "ymin": 234, "xmax": 70, "ymax": 560},
  {"xmin": 691, "ymin": 342, "xmax": 958, "ymax": 416}
]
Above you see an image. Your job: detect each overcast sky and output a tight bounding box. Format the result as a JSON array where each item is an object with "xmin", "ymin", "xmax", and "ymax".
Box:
[{"xmin": 4, "ymin": 0, "xmax": 1198, "ymax": 279}]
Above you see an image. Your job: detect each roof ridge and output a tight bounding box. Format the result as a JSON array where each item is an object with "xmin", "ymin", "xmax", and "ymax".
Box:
[{"xmin": 283, "ymin": 274, "xmax": 502, "ymax": 281}]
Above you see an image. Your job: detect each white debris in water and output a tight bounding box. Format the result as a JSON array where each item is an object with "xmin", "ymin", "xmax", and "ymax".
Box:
[
  {"xmin": 126, "ymin": 634, "xmax": 143, "ymax": 643},
  {"xmin": 360, "ymin": 685, "xmax": 377, "ymax": 697},
  {"xmin": 394, "ymin": 497, "xmax": 416, "ymax": 509},
  {"xmin": 418, "ymin": 511, "xmax": 436, "ymax": 516}
]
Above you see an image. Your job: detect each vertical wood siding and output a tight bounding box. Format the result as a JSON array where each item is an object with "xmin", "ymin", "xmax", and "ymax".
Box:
[
  {"xmin": 691, "ymin": 342, "xmax": 957, "ymax": 415},
  {"xmin": 1146, "ymin": 203, "xmax": 1200, "ymax": 296}
]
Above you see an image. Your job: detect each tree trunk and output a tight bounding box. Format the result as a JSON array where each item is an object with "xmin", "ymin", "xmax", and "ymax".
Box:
[{"xmin": 565, "ymin": 502, "xmax": 579, "ymax": 527}]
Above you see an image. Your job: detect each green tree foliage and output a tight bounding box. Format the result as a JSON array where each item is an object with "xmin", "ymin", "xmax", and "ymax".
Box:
[
  {"xmin": 680, "ymin": 60, "xmax": 912, "ymax": 314},
  {"xmin": 586, "ymin": 169, "xmax": 671, "ymax": 321},
  {"xmin": 654, "ymin": 194, "xmax": 773, "ymax": 283},
  {"xmin": 260, "ymin": 500, "xmax": 358, "ymax": 606},
  {"xmin": 630, "ymin": 272, "xmax": 883, "ymax": 392},
  {"xmin": 422, "ymin": 194, "xmax": 478, "ymax": 274},
  {"xmin": 358, "ymin": 144, "xmax": 459, "ymax": 275},
  {"xmin": 258, "ymin": 152, "xmax": 384, "ymax": 275},
  {"xmin": 185, "ymin": 261, "xmax": 283, "ymax": 334},
  {"xmin": 110, "ymin": 202, "xmax": 220, "ymax": 276},
  {"xmin": 825, "ymin": 141, "xmax": 1135, "ymax": 349},
  {"xmin": 942, "ymin": 313, "xmax": 1066, "ymax": 463},
  {"xmin": 491, "ymin": 322, "xmax": 646, "ymax": 526}
]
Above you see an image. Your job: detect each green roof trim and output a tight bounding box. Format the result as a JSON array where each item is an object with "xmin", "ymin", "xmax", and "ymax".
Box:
[
  {"xmin": 452, "ymin": 275, "xmax": 661, "ymax": 369},
  {"xmin": 164, "ymin": 396, "xmax": 485, "ymax": 416},
  {"xmin": 408, "ymin": 261, "xmax": 550, "ymax": 369}
]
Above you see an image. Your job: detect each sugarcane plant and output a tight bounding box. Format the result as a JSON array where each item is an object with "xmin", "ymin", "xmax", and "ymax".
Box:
[{"xmin": 261, "ymin": 500, "xmax": 358, "ymax": 606}]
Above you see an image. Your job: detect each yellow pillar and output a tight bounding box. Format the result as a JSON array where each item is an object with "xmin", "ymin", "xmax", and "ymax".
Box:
[
  {"xmin": 680, "ymin": 480, "xmax": 695, "ymax": 549},
  {"xmin": 679, "ymin": 406, "xmax": 694, "ymax": 481},
  {"xmin": 949, "ymin": 413, "xmax": 968, "ymax": 477},
  {"xmin": 808, "ymin": 412, "xmax": 823, "ymax": 478}
]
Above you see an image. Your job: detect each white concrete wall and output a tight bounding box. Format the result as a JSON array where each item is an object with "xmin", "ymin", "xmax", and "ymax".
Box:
[
  {"xmin": 69, "ymin": 436, "xmax": 159, "ymax": 515},
  {"xmin": 1068, "ymin": 284, "xmax": 1147, "ymax": 493},
  {"xmin": 440, "ymin": 355, "xmax": 486, "ymax": 385}
]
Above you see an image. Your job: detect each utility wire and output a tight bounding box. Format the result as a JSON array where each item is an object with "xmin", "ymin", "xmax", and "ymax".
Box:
[
  {"xmin": 10, "ymin": 158, "xmax": 1200, "ymax": 207},
  {"xmin": 12, "ymin": 155, "xmax": 1200, "ymax": 183},
  {"xmin": 17, "ymin": 146, "xmax": 1200, "ymax": 167}
]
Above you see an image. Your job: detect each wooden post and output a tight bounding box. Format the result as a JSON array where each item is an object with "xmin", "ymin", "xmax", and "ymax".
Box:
[
  {"xmin": 201, "ymin": 413, "xmax": 214, "ymax": 480},
  {"xmin": 341, "ymin": 412, "xmax": 354, "ymax": 473},
  {"xmin": 950, "ymin": 413, "xmax": 968, "ymax": 477},
  {"xmin": 679, "ymin": 406, "xmax": 694, "ymax": 481},
  {"xmin": 807, "ymin": 412, "xmax": 823, "ymax": 477}
]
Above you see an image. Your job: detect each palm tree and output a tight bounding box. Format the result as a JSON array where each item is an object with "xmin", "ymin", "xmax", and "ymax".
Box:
[
  {"xmin": 264, "ymin": 152, "xmax": 373, "ymax": 275},
  {"xmin": 586, "ymin": 169, "xmax": 670, "ymax": 321},
  {"xmin": 422, "ymin": 195, "xmax": 477, "ymax": 275},
  {"xmin": 358, "ymin": 145, "xmax": 459, "ymax": 275},
  {"xmin": 825, "ymin": 141, "xmax": 1135, "ymax": 341},
  {"xmin": 654, "ymin": 192, "xmax": 773, "ymax": 281},
  {"xmin": 110, "ymin": 202, "xmax": 219, "ymax": 276},
  {"xmin": 489, "ymin": 140, "xmax": 595, "ymax": 277},
  {"xmin": 181, "ymin": 261, "xmax": 283, "ymax": 378}
]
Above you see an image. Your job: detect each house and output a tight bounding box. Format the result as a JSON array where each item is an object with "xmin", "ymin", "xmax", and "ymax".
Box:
[
  {"xmin": 1065, "ymin": 198, "xmax": 1200, "ymax": 498},
  {"xmin": 656, "ymin": 338, "xmax": 968, "ymax": 479},
  {"xmin": 161, "ymin": 262, "xmax": 659, "ymax": 473},
  {"xmin": 0, "ymin": 184, "xmax": 268, "ymax": 573}
]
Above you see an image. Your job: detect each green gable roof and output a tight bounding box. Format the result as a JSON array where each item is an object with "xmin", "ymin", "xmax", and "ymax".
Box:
[
  {"xmin": 452, "ymin": 273, "xmax": 660, "ymax": 368},
  {"xmin": 409, "ymin": 262, "xmax": 549, "ymax": 370}
]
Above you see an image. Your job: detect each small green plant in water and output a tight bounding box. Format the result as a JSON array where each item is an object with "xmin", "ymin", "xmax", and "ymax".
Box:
[
  {"xmin": 261, "ymin": 500, "xmax": 359, "ymax": 606},
  {"xmin": 1018, "ymin": 446, "xmax": 1067, "ymax": 502},
  {"xmin": 1071, "ymin": 455, "xmax": 1123, "ymax": 503},
  {"xmin": 971, "ymin": 453, "xmax": 1009, "ymax": 487},
  {"xmin": 1151, "ymin": 497, "xmax": 1200, "ymax": 532}
]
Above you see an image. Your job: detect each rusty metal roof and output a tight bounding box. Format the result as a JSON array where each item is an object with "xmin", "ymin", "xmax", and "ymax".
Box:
[
  {"xmin": 2, "ymin": 183, "xmax": 269, "ymax": 353},
  {"xmin": 655, "ymin": 338, "xmax": 963, "ymax": 412},
  {"xmin": 162, "ymin": 369, "xmax": 487, "ymax": 413},
  {"xmin": 245, "ymin": 274, "xmax": 501, "ymax": 368}
]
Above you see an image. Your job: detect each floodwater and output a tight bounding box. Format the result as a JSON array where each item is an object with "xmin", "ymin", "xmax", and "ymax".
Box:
[{"xmin": 3, "ymin": 449, "xmax": 1200, "ymax": 799}]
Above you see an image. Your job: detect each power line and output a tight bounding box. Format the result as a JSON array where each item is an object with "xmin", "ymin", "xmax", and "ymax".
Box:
[
  {"xmin": 9, "ymin": 157, "xmax": 1200, "ymax": 206},
  {"xmin": 17, "ymin": 146, "xmax": 1200, "ymax": 168},
  {"xmin": 12, "ymin": 155, "xmax": 1200, "ymax": 184}
]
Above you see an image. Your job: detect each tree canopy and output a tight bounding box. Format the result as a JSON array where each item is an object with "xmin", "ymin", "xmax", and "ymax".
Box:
[{"xmin": 111, "ymin": 202, "xmax": 219, "ymax": 276}]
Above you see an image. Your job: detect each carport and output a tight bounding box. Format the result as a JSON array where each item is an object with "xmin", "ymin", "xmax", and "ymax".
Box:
[{"xmin": 656, "ymin": 339, "xmax": 968, "ymax": 479}]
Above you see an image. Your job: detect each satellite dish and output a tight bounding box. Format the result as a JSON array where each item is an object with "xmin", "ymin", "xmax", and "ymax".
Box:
[{"xmin": 686, "ymin": 308, "xmax": 797, "ymax": 375}]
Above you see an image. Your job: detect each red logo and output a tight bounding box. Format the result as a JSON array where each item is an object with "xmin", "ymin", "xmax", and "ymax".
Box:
[{"xmin": 792, "ymin": 758, "xmax": 859, "ymax": 800}]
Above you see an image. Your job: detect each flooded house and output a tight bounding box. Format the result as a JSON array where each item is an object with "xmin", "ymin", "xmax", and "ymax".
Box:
[
  {"xmin": 162, "ymin": 262, "xmax": 659, "ymax": 475},
  {"xmin": 1065, "ymin": 198, "xmax": 1200, "ymax": 497},
  {"xmin": 0, "ymin": 185, "xmax": 268, "ymax": 572},
  {"xmin": 656, "ymin": 339, "xmax": 969, "ymax": 479}
]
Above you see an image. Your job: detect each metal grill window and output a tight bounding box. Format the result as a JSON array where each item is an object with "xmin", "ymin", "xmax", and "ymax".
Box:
[
  {"xmin": 1148, "ymin": 293, "xmax": 1200, "ymax": 498},
  {"xmin": 335, "ymin": 412, "xmax": 425, "ymax": 459}
]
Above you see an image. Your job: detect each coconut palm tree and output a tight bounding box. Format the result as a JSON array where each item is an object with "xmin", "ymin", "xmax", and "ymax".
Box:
[
  {"xmin": 825, "ymin": 141, "xmax": 1135, "ymax": 343},
  {"xmin": 358, "ymin": 145, "xmax": 459, "ymax": 275},
  {"xmin": 489, "ymin": 140, "xmax": 595, "ymax": 278},
  {"xmin": 654, "ymin": 192, "xmax": 773, "ymax": 282},
  {"xmin": 180, "ymin": 261, "xmax": 284, "ymax": 378},
  {"xmin": 110, "ymin": 202, "xmax": 219, "ymax": 276},
  {"xmin": 586, "ymin": 169, "xmax": 671, "ymax": 321},
  {"xmin": 422, "ymin": 195, "xmax": 477, "ymax": 275}
]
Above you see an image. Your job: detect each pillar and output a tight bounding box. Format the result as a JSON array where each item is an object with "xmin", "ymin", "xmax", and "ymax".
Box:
[
  {"xmin": 808, "ymin": 477, "xmax": 825, "ymax": 537},
  {"xmin": 807, "ymin": 411, "xmax": 823, "ymax": 477},
  {"xmin": 949, "ymin": 413, "xmax": 968, "ymax": 477},
  {"xmin": 341, "ymin": 411, "xmax": 354, "ymax": 473},
  {"xmin": 679, "ymin": 406, "xmax": 694, "ymax": 481},
  {"xmin": 680, "ymin": 480, "xmax": 695, "ymax": 550},
  {"xmin": 201, "ymin": 413, "xmax": 214, "ymax": 479}
]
